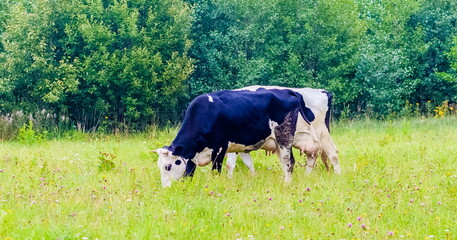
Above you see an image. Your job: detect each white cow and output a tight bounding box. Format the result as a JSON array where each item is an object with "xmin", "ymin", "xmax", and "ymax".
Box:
[{"xmin": 226, "ymin": 86, "xmax": 340, "ymax": 176}]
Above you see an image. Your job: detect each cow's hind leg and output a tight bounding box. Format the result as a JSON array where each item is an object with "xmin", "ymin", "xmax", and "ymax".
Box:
[
  {"xmin": 305, "ymin": 153, "xmax": 318, "ymax": 174},
  {"xmin": 276, "ymin": 148, "xmax": 295, "ymax": 183},
  {"xmin": 320, "ymin": 151, "xmax": 331, "ymax": 172},
  {"xmin": 321, "ymin": 132, "xmax": 341, "ymax": 174},
  {"xmin": 274, "ymin": 110, "xmax": 298, "ymax": 183}
]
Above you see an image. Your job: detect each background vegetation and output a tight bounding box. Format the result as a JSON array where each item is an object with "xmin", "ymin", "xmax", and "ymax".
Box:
[
  {"xmin": 0, "ymin": 0, "xmax": 457, "ymax": 136},
  {"xmin": 1, "ymin": 116, "xmax": 456, "ymax": 239}
]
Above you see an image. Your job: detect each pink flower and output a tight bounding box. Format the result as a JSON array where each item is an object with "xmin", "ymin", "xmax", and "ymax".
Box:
[
  {"xmin": 387, "ymin": 231, "xmax": 394, "ymax": 236},
  {"xmin": 347, "ymin": 223, "xmax": 352, "ymax": 227}
]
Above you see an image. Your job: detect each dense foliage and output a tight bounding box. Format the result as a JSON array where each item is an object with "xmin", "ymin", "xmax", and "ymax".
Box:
[{"xmin": 0, "ymin": 0, "xmax": 456, "ymax": 133}]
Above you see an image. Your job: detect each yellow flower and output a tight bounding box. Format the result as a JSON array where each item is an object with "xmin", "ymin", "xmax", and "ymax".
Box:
[{"xmin": 427, "ymin": 100, "xmax": 431, "ymax": 103}]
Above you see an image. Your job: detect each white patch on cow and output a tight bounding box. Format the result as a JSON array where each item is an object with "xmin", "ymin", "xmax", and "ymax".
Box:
[
  {"xmin": 193, "ymin": 147, "xmax": 213, "ymax": 166},
  {"xmin": 207, "ymin": 94, "xmax": 214, "ymax": 102}
]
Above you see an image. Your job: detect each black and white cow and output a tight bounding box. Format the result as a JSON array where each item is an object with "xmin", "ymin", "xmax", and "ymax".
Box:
[
  {"xmin": 153, "ymin": 88, "xmax": 315, "ymax": 187},
  {"xmin": 226, "ymin": 86, "xmax": 340, "ymax": 176}
]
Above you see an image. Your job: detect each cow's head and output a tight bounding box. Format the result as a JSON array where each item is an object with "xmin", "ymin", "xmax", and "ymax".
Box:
[{"xmin": 153, "ymin": 147, "xmax": 187, "ymax": 188}]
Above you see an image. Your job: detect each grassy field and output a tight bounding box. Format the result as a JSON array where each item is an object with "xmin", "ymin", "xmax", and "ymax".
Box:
[{"xmin": 1, "ymin": 117, "xmax": 456, "ymax": 239}]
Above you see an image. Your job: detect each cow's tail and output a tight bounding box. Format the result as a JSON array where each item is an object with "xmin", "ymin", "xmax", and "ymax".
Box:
[
  {"xmin": 324, "ymin": 91, "xmax": 333, "ymax": 133},
  {"xmin": 294, "ymin": 91, "xmax": 319, "ymax": 143},
  {"xmin": 294, "ymin": 91, "xmax": 314, "ymax": 125}
]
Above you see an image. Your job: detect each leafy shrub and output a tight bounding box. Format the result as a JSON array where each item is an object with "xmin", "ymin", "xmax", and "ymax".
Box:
[
  {"xmin": 16, "ymin": 121, "xmax": 42, "ymax": 145},
  {"xmin": 97, "ymin": 152, "xmax": 116, "ymax": 172}
]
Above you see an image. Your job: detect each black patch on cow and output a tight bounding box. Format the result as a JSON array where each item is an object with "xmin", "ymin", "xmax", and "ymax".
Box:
[
  {"xmin": 175, "ymin": 160, "xmax": 182, "ymax": 165},
  {"xmin": 165, "ymin": 164, "xmax": 172, "ymax": 171}
]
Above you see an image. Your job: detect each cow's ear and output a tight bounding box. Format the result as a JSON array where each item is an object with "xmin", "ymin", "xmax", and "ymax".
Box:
[
  {"xmin": 152, "ymin": 148, "xmax": 170, "ymax": 156},
  {"xmin": 174, "ymin": 145, "xmax": 184, "ymax": 156}
]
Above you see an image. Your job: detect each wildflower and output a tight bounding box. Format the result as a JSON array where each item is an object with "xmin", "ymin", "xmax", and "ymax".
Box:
[
  {"xmin": 361, "ymin": 224, "xmax": 367, "ymax": 229},
  {"xmin": 347, "ymin": 223, "xmax": 352, "ymax": 227},
  {"xmin": 280, "ymin": 226, "xmax": 285, "ymax": 230},
  {"xmin": 306, "ymin": 187, "xmax": 311, "ymax": 191},
  {"xmin": 388, "ymin": 231, "xmax": 394, "ymax": 236},
  {"xmin": 357, "ymin": 216, "xmax": 362, "ymax": 221}
]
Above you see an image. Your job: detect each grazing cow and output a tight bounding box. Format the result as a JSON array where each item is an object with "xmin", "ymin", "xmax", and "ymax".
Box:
[
  {"xmin": 226, "ymin": 86, "xmax": 340, "ymax": 176},
  {"xmin": 153, "ymin": 88, "xmax": 315, "ymax": 187}
]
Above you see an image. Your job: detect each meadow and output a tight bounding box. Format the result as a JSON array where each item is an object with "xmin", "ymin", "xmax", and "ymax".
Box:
[{"xmin": 0, "ymin": 117, "xmax": 456, "ymax": 239}]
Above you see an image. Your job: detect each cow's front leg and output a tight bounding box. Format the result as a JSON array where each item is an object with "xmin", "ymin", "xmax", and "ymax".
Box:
[
  {"xmin": 226, "ymin": 152, "xmax": 237, "ymax": 177},
  {"xmin": 239, "ymin": 152, "xmax": 255, "ymax": 176},
  {"xmin": 212, "ymin": 146, "xmax": 227, "ymax": 173},
  {"xmin": 184, "ymin": 160, "xmax": 196, "ymax": 177}
]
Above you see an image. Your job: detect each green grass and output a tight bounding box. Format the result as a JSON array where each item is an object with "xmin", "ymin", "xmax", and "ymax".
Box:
[{"xmin": 1, "ymin": 117, "xmax": 456, "ymax": 239}]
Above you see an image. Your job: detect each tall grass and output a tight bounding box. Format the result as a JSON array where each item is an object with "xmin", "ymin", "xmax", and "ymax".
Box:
[{"xmin": 0, "ymin": 117, "xmax": 456, "ymax": 239}]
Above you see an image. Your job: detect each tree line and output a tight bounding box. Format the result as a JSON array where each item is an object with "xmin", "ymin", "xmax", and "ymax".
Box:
[{"xmin": 0, "ymin": 0, "xmax": 456, "ymax": 133}]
